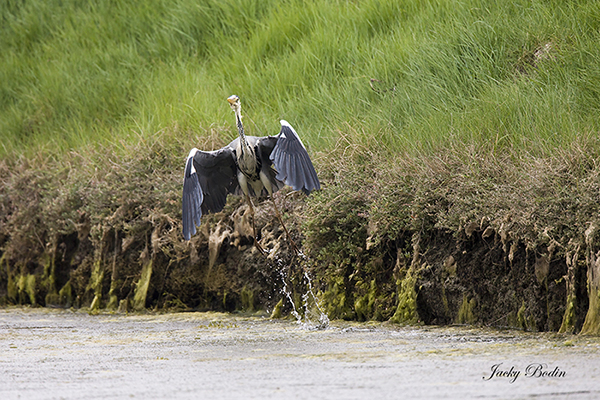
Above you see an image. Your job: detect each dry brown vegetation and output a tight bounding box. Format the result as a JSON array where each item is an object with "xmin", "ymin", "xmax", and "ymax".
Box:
[{"xmin": 2, "ymin": 132, "xmax": 600, "ymax": 334}]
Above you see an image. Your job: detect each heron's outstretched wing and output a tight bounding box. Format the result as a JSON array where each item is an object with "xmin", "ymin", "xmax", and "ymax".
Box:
[
  {"xmin": 182, "ymin": 147, "xmax": 237, "ymax": 240},
  {"xmin": 182, "ymin": 148, "xmax": 203, "ymax": 240},
  {"xmin": 255, "ymin": 135, "xmax": 285, "ymax": 195},
  {"xmin": 269, "ymin": 120, "xmax": 320, "ymax": 194}
]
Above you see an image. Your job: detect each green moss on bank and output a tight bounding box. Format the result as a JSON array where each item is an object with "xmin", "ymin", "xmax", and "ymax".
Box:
[
  {"xmin": 457, "ymin": 296, "xmax": 477, "ymax": 325},
  {"xmin": 133, "ymin": 260, "xmax": 153, "ymax": 311},
  {"xmin": 581, "ymin": 287, "xmax": 600, "ymax": 335},
  {"xmin": 390, "ymin": 272, "xmax": 418, "ymax": 324}
]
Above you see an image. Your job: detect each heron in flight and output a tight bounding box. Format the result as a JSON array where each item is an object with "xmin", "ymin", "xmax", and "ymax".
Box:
[{"xmin": 182, "ymin": 95, "xmax": 320, "ymax": 254}]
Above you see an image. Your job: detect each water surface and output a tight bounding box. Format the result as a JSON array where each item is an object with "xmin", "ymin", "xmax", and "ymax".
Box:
[{"xmin": 1, "ymin": 308, "xmax": 598, "ymax": 399}]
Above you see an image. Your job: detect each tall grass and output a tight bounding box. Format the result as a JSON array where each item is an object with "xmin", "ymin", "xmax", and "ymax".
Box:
[{"xmin": 1, "ymin": 0, "xmax": 599, "ymax": 159}]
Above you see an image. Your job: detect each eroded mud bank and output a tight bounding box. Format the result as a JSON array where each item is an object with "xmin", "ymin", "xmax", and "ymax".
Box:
[
  {"xmin": 0, "ymin": 194, "xmax": 597, "ymax": 335},
  {"xmin": 2, "ymin": 144, "xmax": 600, "ymax": 335}
]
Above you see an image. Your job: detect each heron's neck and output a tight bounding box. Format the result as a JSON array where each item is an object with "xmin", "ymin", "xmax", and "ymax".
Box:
[{"xmin": 235, "ymin": 109, "xmax": 251, "ymax": 154}]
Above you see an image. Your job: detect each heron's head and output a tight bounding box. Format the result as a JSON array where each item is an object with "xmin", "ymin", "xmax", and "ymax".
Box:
[{"xmin": 227, "ymin": 95, "xmax": 241, "ymax": 113}]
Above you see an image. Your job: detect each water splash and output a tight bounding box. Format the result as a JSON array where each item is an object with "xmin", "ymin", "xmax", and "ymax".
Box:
[
  {"xmin": 279, "ymin": 268, "xmax": 302, "ymax": 323},
  {"xmin": 301, "ymin": 271, "xmax": 329, "ymax": 330},
  {"xmin": 276, "ymin": 256, "xmax": 329, "ymax": 330}
]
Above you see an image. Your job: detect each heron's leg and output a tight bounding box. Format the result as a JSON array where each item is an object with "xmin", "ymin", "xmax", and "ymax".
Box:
[
  {"xmin": 245, "ymin": 194, "xmax": 266, "ymax": 255},
  {"xmin": 270, "ymin": 194, "xmax": 299, "ymax": 255}
]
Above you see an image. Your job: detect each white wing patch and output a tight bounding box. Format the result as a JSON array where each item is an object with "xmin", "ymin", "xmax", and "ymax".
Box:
[
  {"xmin": 187, "ymin": 148, "xmax": 199, "ymax": 175},
  {"xmin": 280, "ymin": 120, "xmax": 306, "ymax": 149}
]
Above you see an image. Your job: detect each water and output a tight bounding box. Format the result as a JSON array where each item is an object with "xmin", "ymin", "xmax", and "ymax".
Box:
[
  {"xmin": 278, "ymin": 267, "xmax": 302, "ymax": 323},
  {"xmin": 276, "ymin": 255, "xmax": 329, "ymax": 330},
  {"xmin": 301, "ymin": 271, "xmax": 330, "ymax": 330},
  {"xmin": 1, "ymin": 308, "xmax": 599, "ymax": 399}
]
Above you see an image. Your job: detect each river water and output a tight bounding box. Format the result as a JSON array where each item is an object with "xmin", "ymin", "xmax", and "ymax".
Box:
[{"xmin": 1, "ymin": 308, "xmax": 598, "ymax": 399}]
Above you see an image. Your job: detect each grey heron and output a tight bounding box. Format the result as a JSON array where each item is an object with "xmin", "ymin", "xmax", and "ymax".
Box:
[{"xmin": 182, "ymin": 95, "xmax": 320, "ymax": 254}]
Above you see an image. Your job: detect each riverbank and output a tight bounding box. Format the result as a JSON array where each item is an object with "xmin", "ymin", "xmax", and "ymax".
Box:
[{"xmin": 3, "ymin": 138, "xmax": 600, "ymax": 334}]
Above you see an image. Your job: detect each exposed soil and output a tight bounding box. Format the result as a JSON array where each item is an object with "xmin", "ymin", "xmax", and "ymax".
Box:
[
  {"xmin": 2, "ymin": 141, "xmax": 600, "ymax": 335},
  {"xmin": 0, "ymin": 195, "xmax": 583, "ymax": 333}
]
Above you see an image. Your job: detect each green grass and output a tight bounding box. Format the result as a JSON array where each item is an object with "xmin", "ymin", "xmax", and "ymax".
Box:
[{"xmin": 1, "ymin": 0, "xmax": 599, "ymax": 159}]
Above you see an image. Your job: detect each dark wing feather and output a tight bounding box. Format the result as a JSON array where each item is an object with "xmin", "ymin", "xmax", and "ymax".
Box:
[
  {"xmin": 194, "ymin": 147, "xmax": 238, "ymax": 214},
  {"xmin": 182, "ymin": 149, "xmax": 203, "ymax": 240},
  {"xmin": 182, "ymin": 146, "xmax": 237, "ymax": 240},
  {"xmin": 256, "ymin": 135, "xmax": 285, "ymax": 194},
  {"xmin": 269, "ymin": 120, "xmax": 320, "ymax": 194}
]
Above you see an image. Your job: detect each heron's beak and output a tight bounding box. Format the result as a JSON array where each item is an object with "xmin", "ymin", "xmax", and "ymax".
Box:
[{"xmin": 227, "ymin": 95, "xmax": 238, "ymax": 105}]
